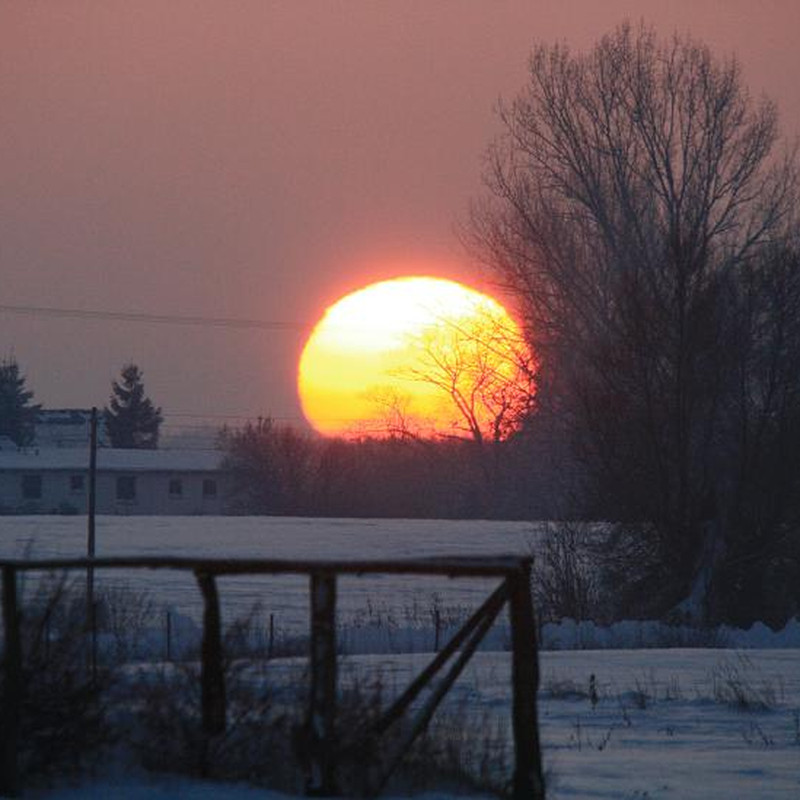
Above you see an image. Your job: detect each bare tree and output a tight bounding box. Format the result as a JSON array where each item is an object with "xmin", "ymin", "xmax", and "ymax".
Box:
[
  {"xmin": 359, "ymin": 386, "xmax": 430, "ymax": 441},
  {"xmin": 220, "ymin": 417, "xmax": 316, "ymax": 515},
  {"xmin": 401, "ymin": 305, "xmax": 536, "ymax": 445},
  {"xmin": 470, "ymin": 22, "xmax": 800, "ymax": 622},
  {"xmin": 393, "ymin": 308, "xmax": 538, "ymax": 516}
]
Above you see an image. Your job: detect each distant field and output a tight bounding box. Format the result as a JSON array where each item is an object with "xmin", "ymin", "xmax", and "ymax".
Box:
[{"xmin": 0, "ymin": 515, "xmax": 538, "ymax": 628}]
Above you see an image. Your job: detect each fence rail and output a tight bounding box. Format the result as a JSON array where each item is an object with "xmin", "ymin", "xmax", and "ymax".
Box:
[{"xmin": 0, "ymin": 555, "xmax": 545, "ymax": 799}]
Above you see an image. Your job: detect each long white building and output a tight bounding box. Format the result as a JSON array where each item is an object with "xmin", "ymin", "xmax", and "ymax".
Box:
[{"xmin": 0, "ymin": 446, "xmax": 227, "ymax": 515}]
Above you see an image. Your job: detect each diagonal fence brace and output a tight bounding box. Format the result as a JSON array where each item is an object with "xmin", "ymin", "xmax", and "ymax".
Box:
[
  {"xmin": 367, "ymin": 579, "xmax": 510, "ymax": 797},
  {"xmin": 364, "ymin": 579, "xmax": 509, "ymax": 743}
]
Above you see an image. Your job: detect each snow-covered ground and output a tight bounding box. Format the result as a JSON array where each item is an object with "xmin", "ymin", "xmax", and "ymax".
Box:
[
  {"xmin": 4, "ymin": 517, "xmax": 800, "ymax": 797},
  {"xmin": 337, "ymin": 648, "xmax": 800, "ymax": 799},
  {"xmin": 25, "ymin": 648, "xmax": 800, "ymax": 799},
  {"xmin": 0, "ymin": 515, "xmax": 537, "ymax": 566}
]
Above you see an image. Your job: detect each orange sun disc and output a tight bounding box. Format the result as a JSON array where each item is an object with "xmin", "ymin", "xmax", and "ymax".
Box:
[{"xmin": 298, "ymin": 276, "xmax": 532, "ymax": 440}]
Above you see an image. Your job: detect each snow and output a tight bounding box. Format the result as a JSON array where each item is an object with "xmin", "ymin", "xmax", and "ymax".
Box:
[
  {"xmin": 541, "ymin": 618, "xmax": 800, "ymax": 650},
  {"xmin": 26, "ymin": 648, "xmax": 800, "ymax": 799},
  {"xmin": 0, "ymin": 515, "xmax": 535, "ymax": 631},
  {"xmin": 3, "ymin": 517, "xmax": 800, "ymax": 798},
  {"xmin": 2, "ymin": 516, "xmax": 797, "ymax": 649},
  {"xmin": 536, "ymin": 648, "xmax": 800, "ymax": 799}
]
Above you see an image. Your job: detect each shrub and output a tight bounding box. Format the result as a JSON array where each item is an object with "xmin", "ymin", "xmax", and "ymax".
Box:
[
  {"xmin": 0, "ymin": 572, "xmax": 112, "ymax": 787},
  {"xmin": 710, "ymin": 655, "xmax": 779, "ymax": 711},
  {"xmin": 532, "ymin": 521, "xmax": 602, "ymax": 623}
]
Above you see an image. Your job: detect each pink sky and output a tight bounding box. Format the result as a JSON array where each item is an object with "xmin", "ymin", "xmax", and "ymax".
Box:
[{"xmin": 2, "ymin": 1, "xmax": 799, "ymax": 431}]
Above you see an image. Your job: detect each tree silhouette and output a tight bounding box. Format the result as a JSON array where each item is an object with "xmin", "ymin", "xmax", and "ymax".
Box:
[
  {"xmin": 104, "ymin": 364, "xmax": 163, "ymax": 449},
  {"xmin": 405, "ymin": 308, "xmax": 536, "ymax": 444},
  {"xmin": 471, "ymin": 22, "xmax": 800, "ymax": 623},
  {"xmin": 0, "ymin": 358, "xmax": 40, "ymax": 447},
  {"xmin": 220, "ymin": 417, "xmax": 315, "ymax": 514},
  {"xmin": 364, "ymin": 306, "xmax": 536, "ymax": 445}
]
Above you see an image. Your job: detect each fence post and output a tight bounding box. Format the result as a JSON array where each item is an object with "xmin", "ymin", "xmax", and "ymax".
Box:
[
  {"xmin": 90, "ymin": 599, "xmax": 99, "ymax": 683},
  {"xmin": 508, "ymin": 560, "xmax": 545, "ymax": 800},
  {"xmin": 268, "ymin": 612, "xmax": 275, "ymax": 660},
  {"xmin": 1, "ymin": 566, "xmax": 22, "ymax": 797},
  {"xmin": 196, "ymin": 573, "xmax": 226, "ymax": 738},
  {"xmin": 306, "ymin": 572, "xmax": 338, "ymax": 796}
]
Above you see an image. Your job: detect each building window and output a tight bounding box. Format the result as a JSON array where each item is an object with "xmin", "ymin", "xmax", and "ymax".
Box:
[
  {"xmin": 22, "ymin": 474, "xmax": 42, "ymax": 500},
  {"xmin": 116, "ymin": 476, "xmax": 136, "ymax": 501},
  {"xmin": 70, "ymin": 474, "xmax": 85, "ymax": 493},
  {"xmin": 168, "ymin": 478, "xmax": 183, "ymax": 497},
  {"xmin": 202, "ymin": 479, "xmax": 217, "ymax": 498}
]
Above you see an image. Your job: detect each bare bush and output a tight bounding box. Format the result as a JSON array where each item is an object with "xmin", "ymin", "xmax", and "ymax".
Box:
[
  {"xmin": 334, "ymin": 674, "xmax": 510, "ymax": 798},
  {"xmin": 402, "ymin": 708, "xmax": 510, "ymax": 797},
  {"xmin": 96, "ymin": 582, "xmax": 158, "ymax": 662},
  {"xmin": 1, "ymin": 572, "xmax": 111, "ymax": 787},
  {"xmin": 532, "ymin": 522, "xmax": 601, "ymax": 623},
  {"xmin": 710, "ymin": 655, "xmax": 781, "ymax": 712},
  {"xmin": 131, "ymin": 644, "xmax": 510, "ymax": 797},
  {"xmin": 130, "ymin": 658, "xmax": 300, "ymax": 788}
]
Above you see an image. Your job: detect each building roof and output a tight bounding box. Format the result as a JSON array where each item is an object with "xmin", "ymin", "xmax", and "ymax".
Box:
[{"xmin": 0, "ymin": 447, "xmax": 224, "ymax": 473}]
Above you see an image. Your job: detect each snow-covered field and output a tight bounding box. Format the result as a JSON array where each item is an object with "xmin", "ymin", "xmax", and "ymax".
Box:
[
  {"xmin": 2, "ymin": 516, "xmax": 798, "ymax": 650},
  {"xmin": 26, "ymin": 648, "xmax": 800, "ymax": 799},
  {"xmin": 0, "ymin": 515, "xmax": 534, "ymax": 630},
  {"xmin": 3, "ymin": 517, "xmax": 800, "ymax": 798},
  {"xmin": 361, "ymin": 648, "xmax": 800, "ymax": 799}
]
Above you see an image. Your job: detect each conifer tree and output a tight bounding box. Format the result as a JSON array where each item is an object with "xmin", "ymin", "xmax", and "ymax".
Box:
[
  {"xmin": 104, "ymin": 364, "xmax": 163, "ymax": 449},
  {"xmin": 0, "ymin": 358, "xmax": 40, "ymax": 447}
]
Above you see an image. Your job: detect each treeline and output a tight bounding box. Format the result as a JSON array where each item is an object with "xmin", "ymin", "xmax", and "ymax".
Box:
[
  {"xmin": 469, "ymin": 23, "xmax": 800, "ymax": 628},
  {"xmin": 222, "ymin": 24, "xmax": 800, "ymax": 629},
  {"xmin": 220, "ymin": 416, "xmax": 574, "ymax": 520}
]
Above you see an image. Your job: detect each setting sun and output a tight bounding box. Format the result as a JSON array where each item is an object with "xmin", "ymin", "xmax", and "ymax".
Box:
[{"xmin": 298, "ymin": 276, "xmax": 533, "ymax": 440}]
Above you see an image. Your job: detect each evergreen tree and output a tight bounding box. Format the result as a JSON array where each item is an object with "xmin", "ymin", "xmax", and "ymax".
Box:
[
  {"xmin": 0, "ymin": 358, "xmax": 40, "ymax": 447},
  {"xmin": 104, "ymin": 364, "xmax": 163, "ymax": 449}
]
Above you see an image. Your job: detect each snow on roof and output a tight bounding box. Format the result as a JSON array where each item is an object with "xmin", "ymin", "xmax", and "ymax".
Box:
[{"xmin": 0, "ymin": 447, "xmax": 224, "ymax": 473}]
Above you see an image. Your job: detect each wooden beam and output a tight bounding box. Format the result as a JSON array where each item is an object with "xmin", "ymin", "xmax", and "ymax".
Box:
[
  {"xmin": 0, "ymin": 555, "xmax": 526, "ymax": 579},
  {"xmin": 1, "ymin": 566, "xmax": 22, "ymax": 797},
  {"xmin": 508, "ymin": 560, "xmax": 545, "ymax": 800},
  {"xmin": 196, "ymin": 572, "xmax": 226, "ymax": 738},
  {"xmin": 306, "ymin": 572, "xmax": 338, "ymax": 796}
]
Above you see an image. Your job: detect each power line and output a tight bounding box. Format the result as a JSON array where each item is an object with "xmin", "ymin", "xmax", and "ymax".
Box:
[
  {"xmin": 33, "ymin": 408, "xmax": 359, "ymax": 426},
  {"xmin": 0, "ymin": 303, "xmax": 307, "ymax": 332},
  {"xmin": 161, "ymin": 411, "xmax": 273, "ymax": 421},
  {"xmin": 161, "ymin": 412, "xmax": 326, "ymax": 424},
  {"xmin": 0, "ymin": 301, "xmax": 484, "ymax": 336}
]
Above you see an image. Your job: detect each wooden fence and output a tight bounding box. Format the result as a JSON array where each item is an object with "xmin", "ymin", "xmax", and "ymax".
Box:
[{"xmin": 0, "ymin": 555, "xmax": 545, "ymax": 799}]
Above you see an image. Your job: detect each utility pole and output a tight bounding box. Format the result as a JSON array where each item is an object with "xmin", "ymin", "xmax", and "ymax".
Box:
[{"xmin": 87, "ymin": 407, "xmax": 98, "ymax": 678}]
